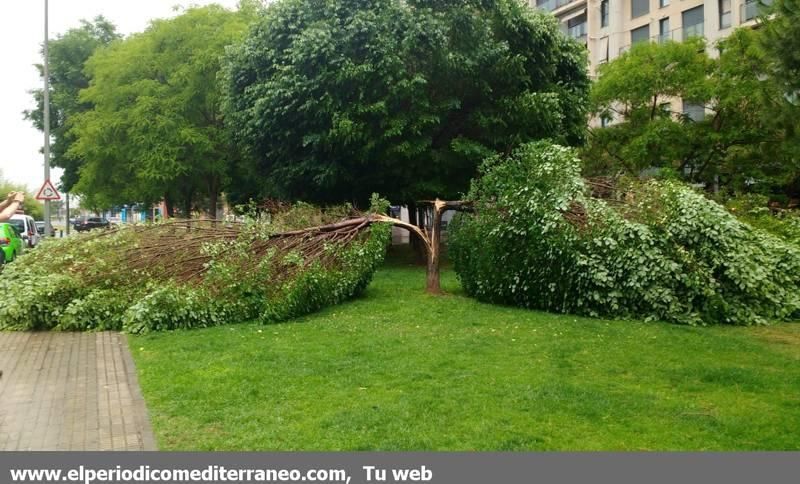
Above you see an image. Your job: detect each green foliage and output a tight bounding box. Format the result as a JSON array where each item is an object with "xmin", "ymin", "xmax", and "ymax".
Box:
[
  {"xmin": 726, "ymin": 194, "xmax": 800, "ymax": 246},
  {"xmin": 68, "ymin": 5, "xmax": 257, "ymax": 214},
  {"xmin": 763, "ymin": 0, "xmax": 800, "ymax": 92},
  {"xmin": 585, "ymin": 30, "xmax": 800, "ymax": 195},
  {"xmin": 262, "ymin": 222, "xmax": 391, "ymax": 322},
  {"xmin": 223, "ymin": 0, "xmax": 588, "ymax": 205},
  {"xmin": 122, "ymin": 283, "xmax": 252, "ymax": 334},
  {"xmin": 59, "ymin": 289, "xmax": 131, "ymax": 331},
  {"xmin": 450, "ymin": 141, "xmax": 800, "ymax": 326},
  {"xmin": 0, "ymin": 202, "xmax": 391, "ymax": 333},
  {"xmin": 0, "ymin": 273, "xmax": 82, "ymax": 330},
  {"xmin": 25, "ymin": 17, "xmax": 120, "ymax": 192}
]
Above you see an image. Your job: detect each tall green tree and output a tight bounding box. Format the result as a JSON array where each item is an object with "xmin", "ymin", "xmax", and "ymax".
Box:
[
  {"xmin": 25, "ymin": 17, "xmax": 120, "ymax": 192},
  {"xmin": 763, "ymin": 0, "xmax": 800, "ymax": 91},
  {"xmin": 69, "ymin": 4, "xmax": 258, "ymax": 216},
  {"xmin": 223, "ymin": 0, "xmax": 589, "ymax": 206},
  {"xmin": 585, "ymin": 32, "xmax": 799, "ymax": 194}
]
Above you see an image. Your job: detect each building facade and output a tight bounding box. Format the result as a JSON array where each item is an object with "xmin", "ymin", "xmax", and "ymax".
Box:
[{"xmin": 529, "ymin": 0, "xmax": 769, "ymax": 77}]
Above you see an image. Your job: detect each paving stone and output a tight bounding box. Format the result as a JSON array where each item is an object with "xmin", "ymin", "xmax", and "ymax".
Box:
[{"xmin": 0, "ymin": 332, "xmax": 156, "ymax": 450}]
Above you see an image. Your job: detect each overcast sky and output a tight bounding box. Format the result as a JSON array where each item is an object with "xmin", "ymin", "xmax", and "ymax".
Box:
[{"xmin": 0, "ymin": 0, "xmax": 241, "ymax": 193}]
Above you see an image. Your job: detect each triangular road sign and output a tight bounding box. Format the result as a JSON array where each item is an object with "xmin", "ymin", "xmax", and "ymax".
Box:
[{"xmin": 35, "ymin": 179, "xmax": 61, "ymax": 201}]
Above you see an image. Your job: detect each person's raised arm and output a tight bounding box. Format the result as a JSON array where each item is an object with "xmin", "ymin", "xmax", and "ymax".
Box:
[{"xmin": 0, "ymin": 192, "xmax": 24, "ymax": 222}]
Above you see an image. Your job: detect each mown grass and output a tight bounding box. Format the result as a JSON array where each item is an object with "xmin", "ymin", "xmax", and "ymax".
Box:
[{"xmin": 130, "ymin": 250, "xmax": 800, "ymax": 450}]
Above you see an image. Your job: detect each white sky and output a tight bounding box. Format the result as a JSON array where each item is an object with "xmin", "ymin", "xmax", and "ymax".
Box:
[{"xmin": 0, "ymin": 0, "xmax": 241, "ymax": 193}]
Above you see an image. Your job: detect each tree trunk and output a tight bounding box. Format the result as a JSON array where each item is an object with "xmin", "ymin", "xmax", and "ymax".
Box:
[
  {"xmin": 164, "ymin": 192, "xmax": 174, "ymax": 218},
  {"xmin": 426, "ymin": 202, "xmax": 444, "ymax": 294},
  {"xmin": 183, "ymin": 197, "xmax": 192, "ymax": 219},
  {"xmin": 423, "ymin": 200, "xmax": 473, "ymax": 294},
  {"xmin": 208, "ymin": 176, "xmax": 219, "ymax": 220}
]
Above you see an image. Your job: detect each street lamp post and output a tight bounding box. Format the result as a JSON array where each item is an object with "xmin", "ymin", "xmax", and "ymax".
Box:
[{"xmin": 43, "ymin": 0, "xmax": 52, "ymax": 237}]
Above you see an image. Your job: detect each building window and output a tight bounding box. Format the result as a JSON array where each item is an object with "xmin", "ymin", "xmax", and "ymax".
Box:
[
  {"xmin": 632, "ymin": 0, "xmax": 649, "ymax": 18},
  {"xmin": 631, "ymin": 24, "xmax": 650, "ymax": 45},
  {"xmin": 719, "ymin": 0, "xmax": 732, "ymax": 28},
  {"xmin": 599, "ymin": 36, "xmax": 610, "ymax": 63},
  {"xmin": 682, "ymin": 100, "xmax": 705, "ymax": 122},
  {"xmin": 682, "ymin": 5, "xmax": 704, "ymax": 40},
  {"xmin": 741, "ymin": 0, "xmax": 772, "ymax": 21},
  {"xmin": 659, "ymin": 17, "xmax": 670, "ymax": 42},
  {"xmin": 567, "ymin": 14, "xmax": 588, "ymax": 41},
  {"xmin": 601, "ymin": 0, "xmax": 609, "ymax": 27},
  {"xmin": 659, "ymin": 0, "xmax": 669, "ymax": 7}
]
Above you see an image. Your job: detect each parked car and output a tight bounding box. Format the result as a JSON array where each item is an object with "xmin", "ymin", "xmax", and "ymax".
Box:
[
  {"xmin": 35, "ymin": 221, "xmax": 45, "ymax": 236},
  {"xmin": 9, "ymin": 214, "xmax": 40, "ymax": 248},
  {"xmin": 73, "ymin": 217, "xmax": 111, "ymax": 232},
  {"xmin": 0, "ymin": 223, "xmax": 24, "ymax": 264}
]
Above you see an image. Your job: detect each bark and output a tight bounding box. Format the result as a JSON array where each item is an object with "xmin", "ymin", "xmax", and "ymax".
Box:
[
  {"xmin": 208, "ymin": 176, "xmax": 219, "ymax": 220},
  {"xmin": 183, "ymin": 198, "xmax": 192, "ymax": 219},
  {"xmin": 426, "ymin": 202, "xmax": 444, "ymax": 294},
  {"xmin": 415, "ymin": 200, "xmax": 473, "ymax": 294},
  {"xmin": 164, "ymin": 192, "xmax": 175, "ymax": 218}
]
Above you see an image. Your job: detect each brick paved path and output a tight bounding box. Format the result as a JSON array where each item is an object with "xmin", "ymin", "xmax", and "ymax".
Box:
[{"xmin": 0, "ymin": 332, "xmax": 156, "ymax": 450}]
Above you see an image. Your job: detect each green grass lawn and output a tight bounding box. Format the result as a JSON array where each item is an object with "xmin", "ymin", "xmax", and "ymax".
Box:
[{"xmin": 130, "ymin": 251, "xmax": 800, "ymax": 450}]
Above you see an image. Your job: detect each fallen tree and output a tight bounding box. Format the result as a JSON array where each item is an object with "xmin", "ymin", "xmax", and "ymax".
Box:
[
  {"xmin": 0, "ymin": 200, "xmax": 394, "ymax": 333},
  {"xmin": 449, "ymin": 141, "xmax": 800, "ymax": 325}
]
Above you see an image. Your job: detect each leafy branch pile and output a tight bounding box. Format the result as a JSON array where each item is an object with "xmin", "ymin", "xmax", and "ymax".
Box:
[
  {"xmin": 449, "ymin": 142, "xmax": 800, "ymax": 325},
  {"xmin": 0, "ymin": 199, "xmax": 391, "ymax": 333},
  {"xmin": 725, "ymin": 194, "xmax": 800, "ymax": 247}
]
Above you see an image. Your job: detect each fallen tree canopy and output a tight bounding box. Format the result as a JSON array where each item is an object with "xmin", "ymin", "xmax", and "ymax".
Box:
[
  {"xmin": 0, "ymin": 198, "xmax": 393, "ymax": 333},
  {"xmin": 449, "ymin": 141, "xmax": 800, "ymax": 326}
]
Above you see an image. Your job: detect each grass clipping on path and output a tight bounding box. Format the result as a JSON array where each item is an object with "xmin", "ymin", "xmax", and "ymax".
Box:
[
  {"xmin": 0, "ymin": 201, "xmax": 391, "ymax": 333},
  {"xmin": 449, "ymin": 141, "xmax": 800, "ymax": 326}
]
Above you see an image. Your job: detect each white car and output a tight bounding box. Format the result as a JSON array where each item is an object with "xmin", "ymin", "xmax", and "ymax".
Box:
[{"xmin": 9, "ymin": 214, "xmax": 40, "ymax": 248}]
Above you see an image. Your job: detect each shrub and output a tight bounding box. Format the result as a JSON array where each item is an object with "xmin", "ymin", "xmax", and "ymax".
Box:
[{"xmin": 449, "ymin": 141, "xmax": 800, "ymax": 325}]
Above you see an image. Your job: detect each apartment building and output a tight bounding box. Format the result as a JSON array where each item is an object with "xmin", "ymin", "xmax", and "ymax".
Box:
[{"xmin": 529, "ymin": 0, "xmax": 770, "ymax": 77}]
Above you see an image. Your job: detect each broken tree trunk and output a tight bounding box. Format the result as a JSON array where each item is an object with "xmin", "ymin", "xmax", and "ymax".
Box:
[{"xmin": 417, "ymin": 199, "xmax": 473, "ymax": 294}]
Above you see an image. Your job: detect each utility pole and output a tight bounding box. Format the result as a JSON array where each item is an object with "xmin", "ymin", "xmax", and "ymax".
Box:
[{"xmin": 43, "ymin": 0, "xmax": 52, "ymax": 236}]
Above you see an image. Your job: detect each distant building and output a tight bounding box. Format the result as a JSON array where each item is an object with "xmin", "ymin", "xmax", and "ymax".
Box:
[{"xmin": 529, "ymin": 0, "xmax": 770, "ymax": 78}]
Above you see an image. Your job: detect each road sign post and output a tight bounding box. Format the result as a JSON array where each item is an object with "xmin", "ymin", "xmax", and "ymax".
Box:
[{"xmin": 43, "ymin": 0, "xmax": 51, "ymax": 237}]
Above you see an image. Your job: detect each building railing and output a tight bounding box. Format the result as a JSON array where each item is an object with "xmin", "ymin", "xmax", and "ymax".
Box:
[
  {"xmin": 536, "ymin": 0, "xmax": 579, "ymax": 12},
  {"xmin": 567, "ymin": 22, "xmax": 588, "ymax": 39},
  {"xmin": 682, "ymin": 23, "xmax": 704, "ymax": 40},
  {"xmin": 741, "ymin": 0, "xmax": 772, "ymax": 22},
  {"xmin": 618, "ymin": 24, "xmax": 703, "ymax": 55}
]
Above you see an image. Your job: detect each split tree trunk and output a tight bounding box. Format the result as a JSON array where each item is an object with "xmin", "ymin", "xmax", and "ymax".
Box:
[
  {"xmin": 425, "ymin": 201, "xmax": 445, "ymax": 294},
  {"xmin": 390, "ymin": 199, "xmax": 472, "ymax": 294}
]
